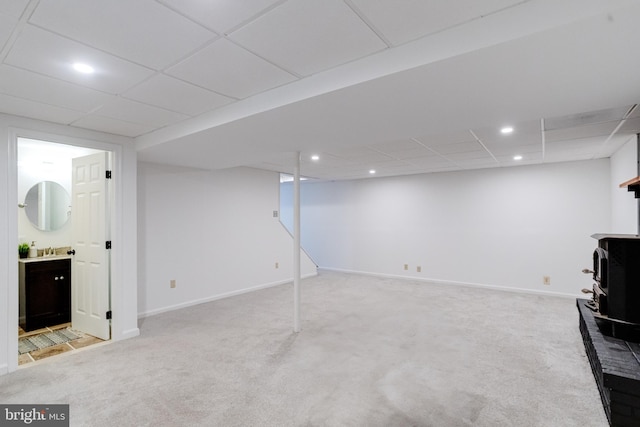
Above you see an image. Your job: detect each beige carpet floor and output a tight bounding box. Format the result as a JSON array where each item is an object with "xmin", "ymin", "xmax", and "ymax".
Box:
[{"xmin": 0, "ymin": 270, "xmax": 606, "ymax": 426}]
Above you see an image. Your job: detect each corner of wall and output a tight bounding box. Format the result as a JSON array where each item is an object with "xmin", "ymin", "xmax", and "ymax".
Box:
[{"xmin": 610, "ymin": 135, "xmax": 638, "ymax": 233}]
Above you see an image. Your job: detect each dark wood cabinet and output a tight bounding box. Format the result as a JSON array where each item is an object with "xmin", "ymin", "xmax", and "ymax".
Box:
[{"xmin": 19, "ymin": 258, "xmax": 71, "ymax": 331}]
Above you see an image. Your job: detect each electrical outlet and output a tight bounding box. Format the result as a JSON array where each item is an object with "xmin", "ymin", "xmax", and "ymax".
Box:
[
  {"xmin": 275, "ymin": 262, "xmax": 279, "ymax": 269},
  {"xmin": 403, "ymin": 264, "xmax": 408, "ymax": 271},
  {"xmin": 417, "ymin": 266, "xmax": 422, "ymax": 273},
  {"xmin": 170, "ymin": 279, "xmax": 176, "ymax": 289},
  {"xmin": 543, "ymin": 276, "xmax": 551, "ymax": 285}
]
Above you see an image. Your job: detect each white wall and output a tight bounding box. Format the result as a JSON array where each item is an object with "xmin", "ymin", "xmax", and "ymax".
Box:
[
  {"xmin": 610, "ymin": 135, "xmax": 638, "ymax": 233},
  {"xmin": 137, "ymin": 163, "xmax": 317, "ymax": 317},
  {"xmin": 0, "ymin": 113, "xmax": 139, "ymax": 375},
  {"xmin": 294, "ymin": 159, "xmax": 611, "ymax": 296},
  {"xmin": 18, "ymin": 163, "xmax": 72, "ymax": 250}
]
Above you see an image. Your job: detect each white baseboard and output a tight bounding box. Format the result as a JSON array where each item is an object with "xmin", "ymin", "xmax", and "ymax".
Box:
[
  {"xmin": 0, "ymin": 363, "xmax": 7, "ymax": 376},
  {"xmin": 138, "ymin": 272, "xmax": 318, "ymax": 319},
  {"xmin": 117, "ymin": 328, "xmax": 140, "ymax": 340},
  {"xmin": 320, "ymin": 267, "xmax": 582, "ymax": 299}
]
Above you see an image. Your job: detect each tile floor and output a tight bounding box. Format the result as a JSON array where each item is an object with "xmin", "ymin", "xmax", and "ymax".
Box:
[{"xmin": 18, "ymin": 323, "xmax": 105, "ymax": 365}]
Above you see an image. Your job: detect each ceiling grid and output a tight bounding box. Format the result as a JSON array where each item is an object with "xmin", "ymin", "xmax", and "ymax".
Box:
[{"xmin": 0, "ymin": 0, "xmax": 638, "ymax": 179}]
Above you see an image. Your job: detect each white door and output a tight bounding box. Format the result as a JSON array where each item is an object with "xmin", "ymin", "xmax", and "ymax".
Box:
[{"xmin": 71, "ymin": 152, "xmax": 111, "ymax": 340}]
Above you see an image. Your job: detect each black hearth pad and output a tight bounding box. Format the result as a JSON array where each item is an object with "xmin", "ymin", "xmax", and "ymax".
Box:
[{"xmin": 578, "ymin": 299, "xmax": 640, "ymax": 426}]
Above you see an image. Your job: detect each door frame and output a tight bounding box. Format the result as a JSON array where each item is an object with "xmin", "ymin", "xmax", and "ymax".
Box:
[{"xmin": 6, "ymin": 127, "xmax": 126, "ymax": 372}]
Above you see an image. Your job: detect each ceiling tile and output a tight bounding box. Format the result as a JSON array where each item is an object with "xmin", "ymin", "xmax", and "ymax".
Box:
[
  {"xmin": 92, "ymin": 97, "xmax": 189, "ymax": 128},
  {"xmin": 71, "ymin": 115, "xmax": 155, "ymax": 138},
  {"xmin": 366, "ymin": 139, "xmax": 438, "ymax": 160},
  {"xmin": 482, "ymin": 141, "xmax": 542, "ymax": 163},
  {"xmin": 0, "ymin": 0, "xmax": 29, "ymax": 18},
  {"xmin": 430, "ymin": 141, "xmax": 482, "ymax": 155},
  {"xmin": 0, "ymin": 65, "xmax": 113, "ymax": 112},
  {"xmin": 389, "ymin": 168, "xmax": 431, "ymax": 177},
  {"xmin": 545, "ymin": 121, "xmax": 618, "ymax": 142},
  {"xmin": 229, "ymin": 0, "xmax": 386, "ymax": 76},
  {"xmin": 0, "ymin": 93, "xmax": 85, "ymax": 124},
  {"xmin": 0, "ymin": 12, "xmax": 17, "ymax": 50},
  {"xmin": 325, "ymin": 147, "xmax": 392, "ymax": 162},
  {"xmin": 618, "ymin": 116, "xmax": 640, "ymax": 134},
  {"xmin": 368, "ymin": 139, "xmax": 423, "ymax": 153},
  {"xmin": 158, "ymin": 0, "xmax": 282, "ymax": 34},
  {"xmin": 324, "ymin": 164, "xmax": 372, "ymax": 174},
  {"xmin": 369, "ymin": 169, "xmax": 417, "ymax": 179},
  {"xmin": 544, "ymin": 151, "xmax": 595, "ymax": 163},
  {"xmin": 323, "ymin": 147, "xmax": 369, "ymax": 159},
  {"xmin": 5, "ymin": 26, "xmax": 155, "ymax": 94},
  {"xmin": 594, "ymin": 134, "xmax": 633, "ymax": 158},
  {"xmin": 419, "ymin": 165, "xmax": 461, "ymax": 174},
  {"xmin": 123, "ymin": 74, "xmax": 234, "ymax": 116},
  {"xmin": 482, "ymin": 133, "xmax": 543, "ymax": 151},
  {"xmin": 349, "ymin": 0, "xmax": 522, "ymax": 46},
  {"xmin": 414, "ymin": 130, "xmax": 476, "ymax": 147},
  {"xmin": 317, "ymin": 170, "xmax": 365, "ymax": 180},
  {"xmin": 258, "ymin": 153, "xmax": 299, "ymax": 168},
  {"xmin": 383, "ymin": 147, "xmax": 438, "ymax": 160},
  {"xmin": 453, "ymin": 157, "xmax": 500, "ymax": 167},
  {"xmin": 486, "ymin": 143, "xmax": 541, "ymax": 156},
  {"xmin": 496, "ymin": 152, "xmax": 542, "ymax": 163},
  {"xmin": 301, "ymin": 153, "xmax": 355, "ymax": 168},
  {"xmin": 543, "ymin": 105, "xmax": 631, "ymax": 130},
  {"xmin": 546, "ymin": 136, "xmax": 603, "ymax": 150},
  {"xmin": 444, "ymin": 150, "xmax": 494, "ymax": 161},
  {"xmin": 366, "ymin": 159, "xmax": 415, "ymax": 169},
  {"xmin": 405, "ymin": 156, "xmax": 454, "ymax": 168},
  {"xmin": 471, "ymin": 119, "xmax": 542, "ymax": 142},
  {"xmin": 250, "ymin": 161, "xmax": 283, "ymax": 172},
  {"xmin": 29, "ymin": 0, "xmax": 217, "ymax": 70},
  {"xmin": 544, "ymin": 136, "xmax": 603, "ymax": 162},
  {"xmin": 166, "ymin": 38, "xmax": 296, "ymax": 99}
]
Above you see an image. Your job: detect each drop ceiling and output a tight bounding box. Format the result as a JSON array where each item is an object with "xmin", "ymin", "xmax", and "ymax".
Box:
[{"xmin": 1, "ymin": 0, "xmax": 640, "ymax": 180}]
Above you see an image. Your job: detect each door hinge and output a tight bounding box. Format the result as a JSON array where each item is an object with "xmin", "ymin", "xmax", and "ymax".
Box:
[
  {"xmin": 106, "ymin": 241, "xmax": 112, "ymax": 250},
  {"xmin": 106, "ymin": 170, "xmax": 112, "ymax": 179},
  {"xmin": 106, "ymin": 310, "xmax": 112, "ymax": 320}
]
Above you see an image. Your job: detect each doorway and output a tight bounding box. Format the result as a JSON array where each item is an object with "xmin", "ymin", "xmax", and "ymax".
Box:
[{"xmin": 17, "ymin": 138, "xmax": 112, "ymax": 365}]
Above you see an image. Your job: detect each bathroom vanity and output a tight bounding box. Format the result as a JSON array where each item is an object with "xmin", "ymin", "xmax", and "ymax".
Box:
[{"xmin": 19, "ymin": 256, "xmax": 71, "ymax": 331}]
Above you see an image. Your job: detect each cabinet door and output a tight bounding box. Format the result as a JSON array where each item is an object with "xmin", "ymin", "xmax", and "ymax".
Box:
[{"xmin": 24, "ymin": 260, "xmax": 71, "ymax": 330}]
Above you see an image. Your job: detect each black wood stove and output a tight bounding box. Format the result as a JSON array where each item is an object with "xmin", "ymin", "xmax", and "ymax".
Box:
[
  {"xmin": 584, "ymin": 234, "xmax": 640, "ymax": 341},
  {"xmin": 580, "ymin": 234, "xmax": 640, "ymax": 426}
]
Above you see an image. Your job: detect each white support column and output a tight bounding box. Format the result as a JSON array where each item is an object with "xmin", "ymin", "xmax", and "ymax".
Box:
[{"xmin": 293, "ymin": 152, "xmax": 301, "ymax": 333}]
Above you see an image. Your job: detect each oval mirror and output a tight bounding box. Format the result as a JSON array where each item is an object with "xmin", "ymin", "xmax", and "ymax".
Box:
[{"xmin": 23, "ymin": 181, "xmax": 71, "ymax": 231}]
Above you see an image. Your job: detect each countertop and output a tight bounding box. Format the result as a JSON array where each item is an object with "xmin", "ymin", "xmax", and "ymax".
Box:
[{"xmin": 19, "ymin": 255, "xmax": 72, "ymax": 263}]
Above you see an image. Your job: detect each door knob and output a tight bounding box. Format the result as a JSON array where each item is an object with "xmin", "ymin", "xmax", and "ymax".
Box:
[{"xmin": 67, "ymin": 249, "xmax": 76, "ymax": 255}]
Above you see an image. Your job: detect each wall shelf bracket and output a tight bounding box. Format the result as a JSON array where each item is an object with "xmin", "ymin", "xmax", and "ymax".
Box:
[{"xmin": 620, "ymin": 176, "xmax": 640, "ymax": 198}]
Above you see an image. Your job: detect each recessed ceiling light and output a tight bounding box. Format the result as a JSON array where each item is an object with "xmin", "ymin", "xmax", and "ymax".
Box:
[
  {"xmin": 369, "ymin": 169, "xmax": 376, "ymax": 174},
  {"xmin": 311, "ymin": 155, "xmax": 320, "ymax": 161},
  {"xmin": 501, "ymin": 126, "xmax": 514, "ymax": 134},
  {"xmin": 513, "ymin": 155, "xmax": 523, "ymax": 161},
  {"xmin": 73, "ymin": 63, "xmax": 95, "ymax": 74}
]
